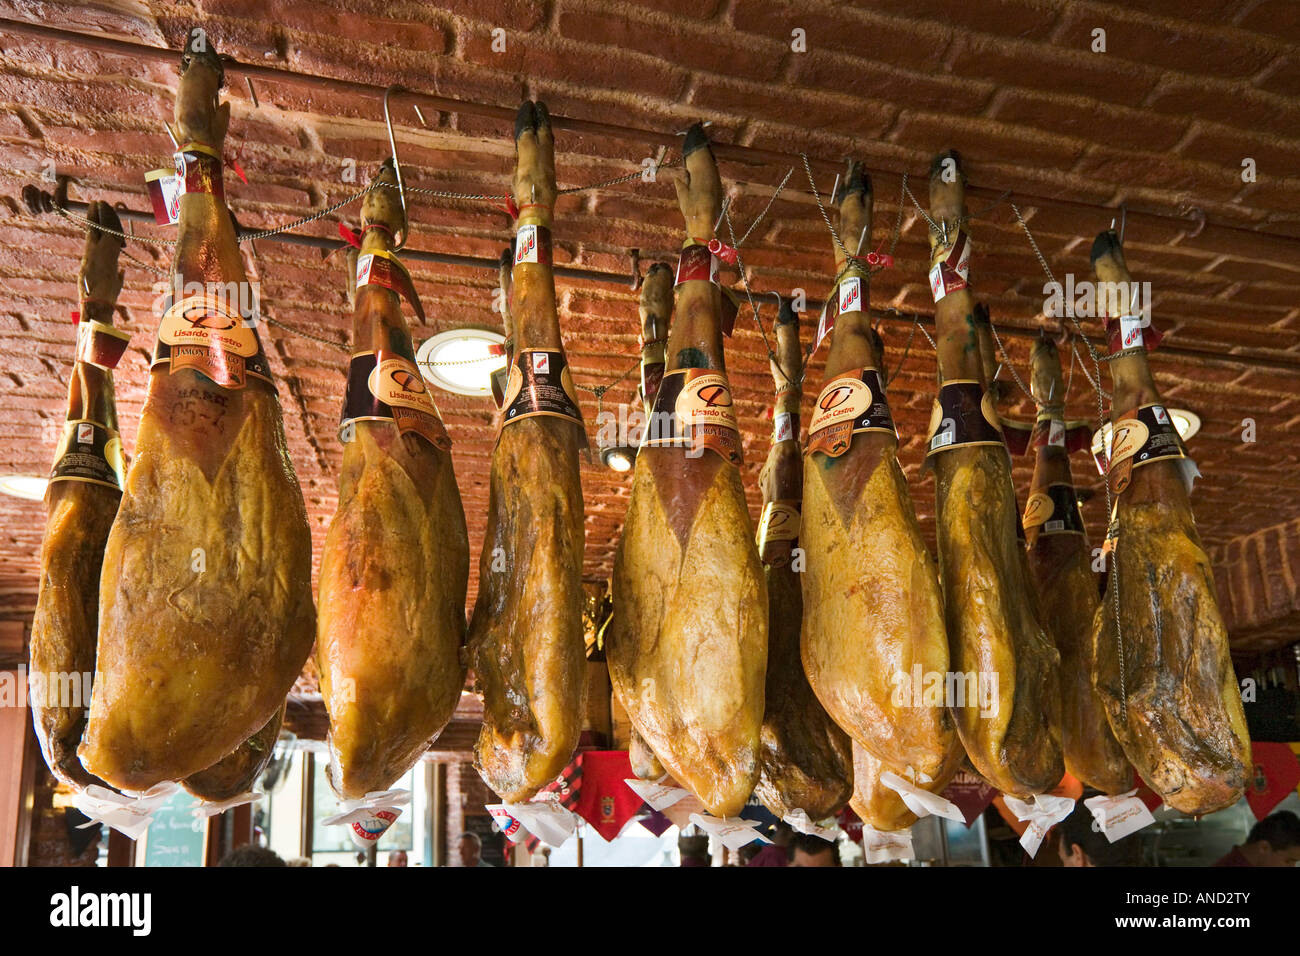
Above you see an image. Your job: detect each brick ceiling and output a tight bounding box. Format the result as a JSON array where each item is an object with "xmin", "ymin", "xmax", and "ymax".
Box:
[{"xmin": 2, "ymin": 0, "xmax": 1299, "ymax": 659}]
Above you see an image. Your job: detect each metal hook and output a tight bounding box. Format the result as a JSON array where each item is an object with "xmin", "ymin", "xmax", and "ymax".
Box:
[
  {"xmin": 713, "ymin": 196, "xmax": 730, "ymax": 234},
  {"xmin": 628, "ymin": 248, "xmax": 641, "ymax": 290},
  {"xmin": 382, "ymin": 85, "xmax": 409, "ymax": 247},
  {"xmin": 1118, "ymin": 201, "xmax": 1127, "ymax": 245},
  {"xmin": 245, "ymin": 76, "xmax": 259, "ymax": 110},
  {"xmin": 413, "ymin": 104, "xmax": 428, "ymax": 128}
]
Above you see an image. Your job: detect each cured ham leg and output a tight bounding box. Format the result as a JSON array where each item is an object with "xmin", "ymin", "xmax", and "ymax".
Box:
[
  {"xmin": 924, "ymin": 153, "xmax": 1061, "ymax": 796},
  {"xmin": 624, "ymin": 264, "xmax": 673, "ymax": 785},
  {"xmin": 316, "ymin": 162, "xmax": 469, "ymax": 798},
  {"xmin": 1089, "ymin": 231, "xmax": 1248, "ymax": 815},
  {"xmin": 467, "ymin": 102, "xmax": 587, "ymax": 802},
  {"xmin": 608, "ymin": 125, "xmax": 767, "ymax": 818},
  {"xmin": 30, "ymin": 202, "xmax": 125, "ymax": 789},
  {"xmin": 1022, "ymin": 334, "xmax": 1129, "ymax": 793},
  {"xmin": 802, "ymin": 163, "xmax": 953, "ymax": 783},
  {"xmin": 755, "ymin": 298, "xmax": 851, "ymax": 820},
  {"xmin": 80, "ymin": 38, "xmax": 315, "ymax": 789}
]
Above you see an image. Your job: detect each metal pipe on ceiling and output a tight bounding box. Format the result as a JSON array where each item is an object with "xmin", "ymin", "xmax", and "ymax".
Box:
[
  {"xmin": 32, "ymin": 193, "xmax": 1300, "ymax": 374},
  {"xmin": 5, "ymin": 17, "xmax": 1300, "ymax": 252}
]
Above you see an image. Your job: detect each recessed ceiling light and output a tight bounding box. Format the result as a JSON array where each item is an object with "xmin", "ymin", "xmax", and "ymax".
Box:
[
  {"xmin": 0, "ymin": 475, "xmax": 49, "ymax": 500},
  {"xmin": 415, "ymin": 329, "xmax": 508, "ymax": 397},
  {"xmin": 1091, "ymin": 407, "xmax": 1201, "ymax": 474},
  {"xmin": 600, "ymin": 445, "xmax": 636, "ymax": 472}
]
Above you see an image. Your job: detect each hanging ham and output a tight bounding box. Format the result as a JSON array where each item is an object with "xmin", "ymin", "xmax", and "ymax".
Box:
[
  {"xmin": 1089, "ymin": 230, "xmax": 1249, "ymax": 815},
  {"xmin": 608, "ymin": 124, "xmax": 766, "ymax": 818},
  {"xmin": 923, "ymin": 152, "xmax": 1062, "ymax": 797},
  {"xmin": 1020, "ymin": 333, "xmax": 1130, "ymax": 794},
  {"xmin": 29, "ymin": 201, "xmax": 127, "ymax": 789},
  {"xmin": 466, "ymin": 102, "xmax": 587, "ymax": 802},
  {"xmin": 79, "ymin": 38, "xmax": 315, "ymax": 790},
  {"xmin": 316, "ymin": 162, "xmax": 469, "ymax": 799},
  {"xmin": 755, "ymin": 297, "xmax": 851, "ymax": 820},
  {"xmin": 801, "ymin": 163, "xmax": 955, "ymax": 789}
]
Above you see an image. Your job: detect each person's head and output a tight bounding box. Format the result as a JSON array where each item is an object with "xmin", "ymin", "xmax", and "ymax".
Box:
[
  {"xmin": 458, "ymin": 832, "xmax": 482, "ymax": 866},
  {"xmin": 1056, "ymin": 800, "xmax": 1139, "ymax": 867},
  {"xmin": 789, "ymin": 833, "xmax": 839, "ymax": 867},
  {"xmin": 1242, "ymin": 811, "xmax": 1300, "ymax": 867},
  {"xmin": 387, "ymin": 850, "xmax": 408, "ymax": 867},
  {"xmin": 285, "ymin": 856, "xmax": 312, "ymax": 868},
  {"xmin": 217, "ymin": 844, "xmax": 286, "ymax": 868}
]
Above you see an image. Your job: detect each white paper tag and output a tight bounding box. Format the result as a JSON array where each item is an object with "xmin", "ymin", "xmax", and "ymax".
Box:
[
  {"xmin": 322, "ymin": 789, "xmax": 410, "ymax": 849},
  {"xmin": 355, "ymin": 252, "xmax": 375, "ymax": 286},
  {"xmin": 861, "ymin": 824, "xmax": 913, "ymax": 864},
  {"xmin": 624, "ymin": 777, "xmax": 690, "ymax": 812},
  {"xmin": 783, "ymin": 809, "xmax": 841, "ymax": 840},
  {"xmin": 515, "ymin": 224, "xmax": 540, "ymax": 265},
  {"xmin": 1118, "ymin": 314, "xmax": 1146, "ymax": 350},
  {"xmin": 1048, "ymin": 418, "xmax": 1065, "ymax": 448},
  {"xmin": 191, "ymin": 790, "xmax": 263, "ymax": 821},
  {"xmin": 1002, "ymin": 793, "xmax": 1075, "ymax": 858},
  {"xmin": 486, "ymin": 802, "xmax": 578, "ymax": 848},
  {"xmin": 880, "ymin": 771, "xmax": 965, "ymax": 823},
  {"xmin": 773, "ymin": 411, "xmax": 794, "ymax": 443},
  {"xmin": 1082, "ymin": 790, "xmax": 1156, "ymax": 843},
  {"xmin": 838, "ymin": 276, "xmax": 863, "ymax": 314},
  {"xmin": 688, "ymin": 814, "xmax": 770, "ymax": 851},
  {"xmin": 70, "ymin": 782, "xmax": 181, "ymax": 841}
]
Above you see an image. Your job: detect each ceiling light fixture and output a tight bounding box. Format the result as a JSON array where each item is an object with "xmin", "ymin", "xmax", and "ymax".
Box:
[
  {"xmin": 415, "ymin": 329, "xmax": 508, "ymax": 397},
  {"xmin": 0, "ymin": 475, "xmax": 49, "ymax": 500},
  {"xmin": 600, "ymin": 445, "xmax": 636, "ymax": 473},
  {"xmin": 1091, "ymin": 407, "xmax": 1201, "ymax": 475}
]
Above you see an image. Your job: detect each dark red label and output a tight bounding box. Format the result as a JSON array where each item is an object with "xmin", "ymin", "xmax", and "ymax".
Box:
[
  {"xmin": 675, "ymin": 244, "xmax": 718, "ymax": 285},
  {"xmin": 356, "ymin": 251, "xmax": 426, "ymax": 324},
  {"xmin": 341, "ymin": 350, "xmax": 451, "ymax": 450},
  {"xmin": 925, "ymin": 380, "xmax": 1004, "ymax": 459},
  {"xmin": 500, "ymin": 349, "xmax": 585, "ymax": 432},
  {"xmin": 49, "ymin": 419, "xmax": 124, "ymax": 491}
]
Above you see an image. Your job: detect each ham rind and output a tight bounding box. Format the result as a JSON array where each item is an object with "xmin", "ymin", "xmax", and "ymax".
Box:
[
  {"xmin": 1089, "ymin": 231, "xmax": 1249, "ymax": 815},
  {"xmin": 80, "ymin": 38, "xmax": 315, "ymax": 790},
  {"xmin": 754, "ymin": 298, "xmax": 852, "ymax": 820},
  {"xmin": 924, "ymin": 152, "xmax": 1062, "ymax": 797},
  {"xmin": 29, "ymin": 202, "xmax": 125, "ymax": 789},
  {"xmin": 184, "ymin": 705, "xmax": 284, "ymax": 801},
  {"xmin": 608, "ymin": 124, "xmax": 767, "ymax": 818},
  {"xmin": 316, "ymin": 162, "xmax": 469, "ymax": 799},
  {"xmin": 801, "ymin": 163, "xmax": 955, "ymax": 786},
  {"xmin": 1022, "ymin": 333, "xmax": 1130, "ymax": 794},
  {"xmin": 466, "ymin": 102, "xmax": 587, "ymax": 803}
]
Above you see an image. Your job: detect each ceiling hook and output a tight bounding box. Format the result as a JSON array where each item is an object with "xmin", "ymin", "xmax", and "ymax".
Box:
[
  {"xmin": 382, "ymin": 84, "xmax": 409, "ymax": 248},
  {"xmin": 1118, "ymin": 201, "xmax": 1127, "ymax": 245}
]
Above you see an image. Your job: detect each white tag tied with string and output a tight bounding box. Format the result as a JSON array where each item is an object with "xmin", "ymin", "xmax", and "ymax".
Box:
[
  {"xmin": 322, "ymin": 789, "xmax": 410, "ymax": 849},
  {"xmin": 485, "ymin": 801, "xmax": 578, "ymax": 848},
  {"xmin": 624, "ymin": 776, "xmax": 690, "ymax": 812},
  {"xmin": 1002, "ymin": 793, "xmax": 1075, "ymax": 857},
  {"xmin": 860, "ymin": 825, "xmax": 913, "ymax": 864},
  {"xmin": 880, "ymin": 770, "xmax": 965, "ymax": 823},
  {"xmin": 783, "ymin": 808, "xmax": 840, "ymax": 841},
  {"xmin": 191, "ymin": 791, "xmax": 264, "ymax": 821},
  {"xmin": 71, "ymin": 781, "xmax": 181, "ymax": 841},
  {"xmin": 688, "ymin": 814, "xmax": 771, "ymax": 850},
  {"xmin": 1083, "ymin": 790, "xmax": 1156, "ymax": 843}
]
